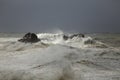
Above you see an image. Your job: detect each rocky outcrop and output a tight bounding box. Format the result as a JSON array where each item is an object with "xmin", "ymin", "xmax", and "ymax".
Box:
[
  {"xmin": 18, "ymin": 32, "xmax": 40, "ymax": 43},
  {"xmin": 62, "ymin": 33, "xmax": 85, "ymax": 40},
  {"xmin": 63, "ymin": 35, "xmax": 69, "ymax": 40},
  {"xmin": 70, "ymin": 33, "xmax": 85, "ymax": 39}
]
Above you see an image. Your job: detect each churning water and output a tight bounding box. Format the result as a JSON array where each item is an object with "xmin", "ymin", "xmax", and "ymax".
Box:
[{"xmin": 0, "ymin": 32, "xmax": 120, "ymax": 80}]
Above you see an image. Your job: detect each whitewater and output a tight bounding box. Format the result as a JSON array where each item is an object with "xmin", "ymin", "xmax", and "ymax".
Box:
[{"xmin": 0, "ymin": 32, "xmax": 120, "ymax": 80}]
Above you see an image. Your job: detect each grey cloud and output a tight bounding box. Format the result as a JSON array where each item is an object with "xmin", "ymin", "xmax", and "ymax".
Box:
[{"xmin": 0, "ymin": 0, "xmax": 120, "ymax": 33}]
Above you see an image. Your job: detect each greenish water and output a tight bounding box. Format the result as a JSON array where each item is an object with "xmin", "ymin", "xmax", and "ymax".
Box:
[
  {"xmin": 0, "ymin": 33, "xmax": 24, "ymax": 38},
  {"xmin": 88, "ymin": 33, "xmax": 120, "ymax": 47}
]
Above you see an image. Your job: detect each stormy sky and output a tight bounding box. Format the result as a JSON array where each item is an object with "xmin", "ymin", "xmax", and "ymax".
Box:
[{"xmin": 0, "ymin": 0, "xmax": 120, "ymax": 33}]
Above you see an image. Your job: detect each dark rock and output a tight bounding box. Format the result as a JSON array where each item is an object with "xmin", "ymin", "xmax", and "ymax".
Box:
[
  {"xmin": 18, "ymin": 32, "xmax": 40, "ymax": 43},
  {"xmin": 63, "ymin": 35, "xmax": 69, "ymax": 40},
  {"xmin": 62, "ymin": 33, "xmax": 85, "ymax": 40},
  {"xmin": 70, "ymin": 33, "xmax": 85, "ymax": 39}
]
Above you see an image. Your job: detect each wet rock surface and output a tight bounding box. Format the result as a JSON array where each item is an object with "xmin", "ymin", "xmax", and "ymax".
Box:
[
  {"xmin": 70, "ymin": 33, "xmax": 85, "ymax": 39},
  {"xmin": 18, "ymin": 32, "xmax": 40, "ymax": 43},
  {"xmin": 62, "ymin": 33, "xmax": 85, "ymax": 40},
  {"xmin": 63, "ymin": 35, "xmax": 69, "ymax": 40}
]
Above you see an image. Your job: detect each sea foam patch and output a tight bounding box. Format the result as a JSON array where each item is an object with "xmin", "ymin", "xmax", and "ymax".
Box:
[{"xmin": 0, "ymin": 33, "xmax": 119, "ymax": 80}]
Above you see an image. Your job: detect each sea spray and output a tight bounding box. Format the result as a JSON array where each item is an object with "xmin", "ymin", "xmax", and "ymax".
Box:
[{"xmin": 0, "ymin": 33, "xmax": 119, "ymax": 80}]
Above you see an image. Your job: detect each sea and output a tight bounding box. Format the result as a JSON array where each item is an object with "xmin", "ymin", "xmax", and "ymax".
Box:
[{"xmin": 0, "ymin": 32, "xmax": 120, "ymax": 80}]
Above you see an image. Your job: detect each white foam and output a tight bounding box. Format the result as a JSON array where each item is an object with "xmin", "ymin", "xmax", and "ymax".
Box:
[{"xmin": 0, "ymin": 33, "xmax": 119, "ymax": 80}]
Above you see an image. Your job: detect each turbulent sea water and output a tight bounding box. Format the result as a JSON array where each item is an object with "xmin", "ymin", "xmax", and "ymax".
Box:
[{"xmin": 0, "ymin": 32, "xmax": 120, "ymax": 80}]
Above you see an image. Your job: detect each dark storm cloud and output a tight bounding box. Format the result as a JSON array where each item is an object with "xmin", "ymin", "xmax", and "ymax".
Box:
[{"xmin": 0, "ymin": 0, "xmax": 120, "ymax": 33}]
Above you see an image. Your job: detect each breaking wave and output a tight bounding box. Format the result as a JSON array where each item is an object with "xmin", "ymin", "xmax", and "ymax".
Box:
[
  {"xmin": 0, "ymin": 32, "xmax": 119, "ymax": 80},
  {"xmin": 37, "ymin": 33, "xmax": 107, "ymax": 48},
  {"xmin": 0, "ymin": 33, "xmax": 108, "ymax": 52}
]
